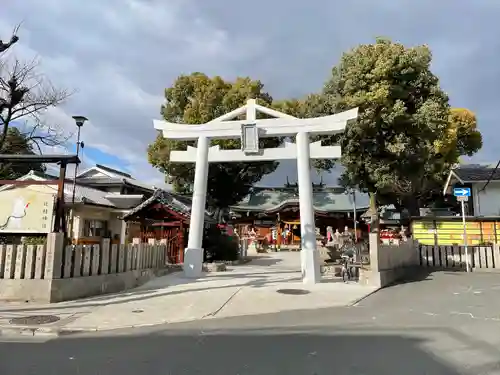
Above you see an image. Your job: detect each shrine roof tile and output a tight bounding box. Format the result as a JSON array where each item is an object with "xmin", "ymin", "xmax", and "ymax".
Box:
[
  {"xmin": 231, "ymin": 187, "xmax": 369, "ymax": 213},
  {"xmin": 123, "ymin": 189, "xmax": 215, "ymax": 222}
]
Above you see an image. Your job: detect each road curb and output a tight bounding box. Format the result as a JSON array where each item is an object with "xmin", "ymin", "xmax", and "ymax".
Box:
[
  {"xmin": 0, "ymin": 320, "xmax": 175, "ymax": 337},
  {"xmin": 348, "ymin": 287, "xmax": 381, "ymax": 307},
  {"xmin": 0, "ymin": 325, "xmax": 64, "ymax": 337}
]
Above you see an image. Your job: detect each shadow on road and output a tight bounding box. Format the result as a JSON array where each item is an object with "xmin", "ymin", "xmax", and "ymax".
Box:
[
  {"xmin": 242, "ymin": 255, "xmax": 282, "ymax": 267},
  {"xmin": 0, "ymin": 273, "xmax": 303, "ymax": 313},
  {"xmin": 0, "ymin": 328, "xmax": 462, "ymax": 375},
  {"xmin": 388, "ymin": 268, "xmax": 434, "ymax": 287},
  {"xmin": 388, "ymin": 266, "xmax": 488, "ymax": 288}
]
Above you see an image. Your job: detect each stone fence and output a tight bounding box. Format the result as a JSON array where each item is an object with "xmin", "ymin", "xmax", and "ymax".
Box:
[
  {"xmin": 359, "ymin": 234, "xmax": 420, "ymax": 288},
  {"xmin": 360, "ymin": 233, "xmax": 500, "ymax": 289},
  {"xmin": 0, "ymin": 233, "xmax": 179, "ymax": 303}
]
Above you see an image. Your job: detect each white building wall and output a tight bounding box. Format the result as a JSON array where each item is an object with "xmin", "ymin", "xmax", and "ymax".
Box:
[
  {"xmin": 474, "ymin": 182, "xmax": 500, "ymax": 216},
  {"xmin": 108, "ymin": 214, "xmax": 124, "ymax": 241}
]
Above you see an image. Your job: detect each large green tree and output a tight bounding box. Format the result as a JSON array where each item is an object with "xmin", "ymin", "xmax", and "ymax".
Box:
[
  {"xmin": 0, "ymin": 127, "xmax": 45, "ymax": 180},
  {"xmin": 437, "ymin": 107, "xmax": 482, "ymax": 161},
  {"xmin": 148, "ymin": 73, "xmax": 282, "ymax": 213},
  {"xmin": 315, "ymin": 38, "xmax": 462, "ymax": 219}
]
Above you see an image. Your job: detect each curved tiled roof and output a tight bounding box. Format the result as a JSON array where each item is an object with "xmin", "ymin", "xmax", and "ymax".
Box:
[
  {"xmin": 231, "ymin": 187, "xmax": 369, "ymax": 213},
  {"xmin": 123, "ymin": 189, "xmax": 215, "ymax": 222}
]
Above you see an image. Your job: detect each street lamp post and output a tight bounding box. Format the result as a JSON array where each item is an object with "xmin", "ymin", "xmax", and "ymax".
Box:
[{"xmin": 71, "ymin": 116, "xmax": 87, "ymax": 204}]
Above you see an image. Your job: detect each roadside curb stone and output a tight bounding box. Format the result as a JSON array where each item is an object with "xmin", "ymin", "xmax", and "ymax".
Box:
[
  {"xmin": 0, "ymin": 325, "xmax": 64, "ymax": 337},
  {"xmin": 348, "ymin": 287, "xmax": 381, "ymax": 306},
  {"xmin": 0, "ymin": 319, "xmax": 187, "ymax": 337},
  {"xmin": 0, "ymin": 324, "xmax": 142, "ymax": 337}
]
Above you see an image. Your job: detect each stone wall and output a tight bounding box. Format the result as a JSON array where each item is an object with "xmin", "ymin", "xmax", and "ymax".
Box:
[
  {"xmin": 0, "ymin": 233, "xmax": 178, "ymax": 302},
  {"xmin": 359, "ymin": 233, "xmax": 419, "ymax": 288}
]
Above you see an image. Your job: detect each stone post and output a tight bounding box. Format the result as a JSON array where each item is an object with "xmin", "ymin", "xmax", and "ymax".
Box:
[
  {"xmin": 82, "ymin": 246, "xmax": 91, "ymax": 276},
  {"xmin": 358, "ymin": 232, "xmax": 383, "ymax": 288},
  {"xmin": 126, "ymin": 244, "xmax": 133, "ymax": 271},
  {"xmin": 4, "ymin": 245, "xmax": 17, "ymax": 279},
  {"xmin": 110, "ymin": 244, "xmax": 118, "ymax": 273},
  {"xmin": 14, "ymin": 244, "xmax": 27, "ymax": 279},
  {"xmin": 117, "ymin": 245, "xmax": 125, "ymax": 273},
  {"xmin": 24, "ymin": 245, "xmax": 37, "ymax": 279},
  {"xmin": 100, "ymin": 238, "xmax": 110, "ymax": 274},
  {"xmin": 44, "ymin": 232, "xmax": 65, "ymax": 279},
  {"xmin": 132, "ymin": 244, "xmax": 139, "ymax": 270},
  {"xmin": 63, "ymin": 244, "xmax": 73, "ymax": 278},
  {"xmin": 247, "ymin": 240, "xmax": 258, "ymax": 256},
  {"xmin": 494, "ymin": 244, "xmax": 500, "ymax": 269},
  {"xmin": 73, "ymin": 245, "xmax": 82, "ymax": 277},
  {"xmin": 369, "ymin": 232, "xmax": 381, "ymax": 273},
  {"xmin": 136, "ymin": 243, "xmax": 144, "ymax": 270},
  {"xmin": 91, "ymin": 244, "xmax": 100, "ymax": 275},
  {"xmin": 34, "ymin": 245, "xmax": 47, "ymax": 279},
  {"xmin": 0, "ymin": 245, "xmax": 6, "ymax": 278}
]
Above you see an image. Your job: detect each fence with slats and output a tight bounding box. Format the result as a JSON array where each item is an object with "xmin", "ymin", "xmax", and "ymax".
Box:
[
  {"xmin": 0, "ymin": 241, "xmax": 172, "ymax": 280},
  {"xmin": 419, "ymin": 244, "xmax": 500, "ymax": 270}
]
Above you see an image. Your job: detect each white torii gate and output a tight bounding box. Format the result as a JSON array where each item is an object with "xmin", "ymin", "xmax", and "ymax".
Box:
[{"xmin": 154, "ymin": 99, "xmax": 358, "ymax": 284}]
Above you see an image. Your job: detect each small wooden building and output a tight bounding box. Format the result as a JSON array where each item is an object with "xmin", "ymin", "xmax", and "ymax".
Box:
[{"xmin": 123, "ymin": 189, "xmax": 215, "ymax": 263}]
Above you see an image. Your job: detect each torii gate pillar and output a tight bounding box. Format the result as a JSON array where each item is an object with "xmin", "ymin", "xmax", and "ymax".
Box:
[
  {"xmin": 154, "ymin": 99, "xmax": 358, "ymax": 283},
  {"xmin": 184, "ymin": 136, "xmax": 210, "ymax": 277},
  {"xmin": 296, "ymin": 131, "xmax": 320, "ymax": 283}
]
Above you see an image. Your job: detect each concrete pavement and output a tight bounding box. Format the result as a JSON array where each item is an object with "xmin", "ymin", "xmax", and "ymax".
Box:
[
  {"xmin": 2, "ymin": 270, "xmax": 500, "ymax": 374},
  {"xmin": 0, "ymin": 252, "xmax": 377, "ymax": 334}
]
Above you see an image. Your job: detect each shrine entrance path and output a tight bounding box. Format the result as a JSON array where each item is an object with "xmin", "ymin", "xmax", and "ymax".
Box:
[
  {"xmin": 214, "ymin": 251, "xmax": 377, "ymax": 318},
  {"xmin": 0, "ymin": 252, "xmax": 377, "ymax": 335}
]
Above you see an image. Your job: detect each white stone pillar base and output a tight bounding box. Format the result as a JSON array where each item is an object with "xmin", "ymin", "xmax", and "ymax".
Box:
[
  {"xmin": 301, "ymin": 249, "xmax": 321, "ymax": 284},
  {"xmin": 247, "ymin": 242, "xmax": 258, "ymax": 256},
  {"xmin": 183, "ymin": 248, "xmax": 204, "ymax": 278}
]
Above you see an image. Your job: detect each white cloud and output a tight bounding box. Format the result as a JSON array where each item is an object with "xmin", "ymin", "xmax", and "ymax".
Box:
[
  {"xmin": 0, "ymin": 0, "xmax": 265, "ymax": 185},
  {"xmin": 1, "ymin": 0, "xmax": 499, "ymax": 189}
]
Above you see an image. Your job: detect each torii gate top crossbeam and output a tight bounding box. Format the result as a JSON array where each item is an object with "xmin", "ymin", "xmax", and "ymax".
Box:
[{"xmin": 153, "ymin": 99, "xmax": 358, "ymax": 141}]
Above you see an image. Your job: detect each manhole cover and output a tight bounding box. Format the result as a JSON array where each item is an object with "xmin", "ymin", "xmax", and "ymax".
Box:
[
  {"xmin": 132, "ymin": 309, "xmax": 144, "ymax": 313},
  {"xmin": 9, "ymin": 315, "xmax": 60, "ymax": 325},
  {"xmin": 276, "ymin": 289, "xmax": 310, "ymax": 295}
]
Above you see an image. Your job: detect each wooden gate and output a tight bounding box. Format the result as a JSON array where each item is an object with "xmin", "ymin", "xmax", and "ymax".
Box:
[
  {"xmin": 141, "ymin": 226, "xmax": 186, "ymax": 264},
  {"xmin": 162, "ymin": 227, "xmax": 185, "ymax": 264}
]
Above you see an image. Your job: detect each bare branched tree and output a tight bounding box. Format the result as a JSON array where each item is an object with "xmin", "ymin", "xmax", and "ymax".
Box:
[
  {"xmin": 18, "ymin": 117, "xmax": 72, "ymax": 154},
  {"xmin": 0, "ymin": 25, "xmax": 74, "ymax": 181},
  {"xmin": 0, "ymin": 24, "xmax": 20, "ymax": 54},
  {"xmin": 0, "ymin": 57, "xmax": 71, "ymax": 152}
]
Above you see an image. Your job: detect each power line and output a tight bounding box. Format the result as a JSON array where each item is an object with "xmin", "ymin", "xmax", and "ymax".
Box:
[{"xmin": 479, "ymin": 159, "xmax": 500, "ymax": 192}]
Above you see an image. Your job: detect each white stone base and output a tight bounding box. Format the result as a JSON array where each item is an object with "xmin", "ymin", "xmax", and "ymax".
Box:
[
  {"xmin": 301, "ymin": 249, "xmax": 321, "ymax": 284},
  {"xmin": 183, "ymin": 248, "xmax": 204, "ymax": 278},
  {"xmin": 247, "ymin": 242, "xmax": 258, "ymax": 256}
]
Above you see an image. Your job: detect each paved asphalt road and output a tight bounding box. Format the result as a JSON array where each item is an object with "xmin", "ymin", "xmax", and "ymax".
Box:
[{"xmin": 2, "ymin": 270, "xmax": 500, "ymax": 375}]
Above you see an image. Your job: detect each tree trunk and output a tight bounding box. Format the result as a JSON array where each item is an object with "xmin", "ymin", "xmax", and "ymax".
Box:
[{"xmin": 213, "ymin": 207, "xmax": 226, "ymax": 224}]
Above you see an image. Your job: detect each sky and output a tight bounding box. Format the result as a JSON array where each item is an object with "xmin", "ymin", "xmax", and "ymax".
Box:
[{"xmin": 0, "ymin": 0, "xmax": 498, "ymax": 187}]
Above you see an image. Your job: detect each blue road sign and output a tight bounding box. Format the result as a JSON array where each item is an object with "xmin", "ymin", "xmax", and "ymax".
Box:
[{"xmin": 453, "ymin": 187, "xmax": 471, "ymax": 197}]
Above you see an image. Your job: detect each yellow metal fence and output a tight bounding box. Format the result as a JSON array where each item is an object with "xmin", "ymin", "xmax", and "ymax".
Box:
[{"xmin": 413, "ymin": 219, "xmax": 500, "ymax": 246}]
